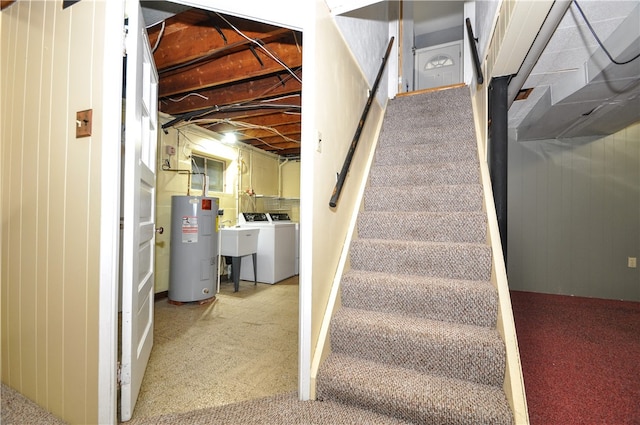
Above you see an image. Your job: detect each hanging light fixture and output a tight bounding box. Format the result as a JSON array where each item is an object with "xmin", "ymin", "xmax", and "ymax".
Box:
[{"xmin": 222, "ymin": 132, "xmax": 237, "ymax": 144}]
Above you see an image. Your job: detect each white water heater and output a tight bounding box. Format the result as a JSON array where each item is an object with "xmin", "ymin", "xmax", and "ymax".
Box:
[{"xmin": 169, "ymin": 195, "xmax": 219, "ymax": 303}]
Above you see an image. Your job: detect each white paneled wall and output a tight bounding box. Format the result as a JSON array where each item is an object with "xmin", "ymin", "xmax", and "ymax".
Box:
[
  {"xmin": 1, "ymin": 1, "xmax": 113, "ymax": 423},
  {"xmin": 508, "ymin": 123, "xmax": 640, "ymax": 301}
]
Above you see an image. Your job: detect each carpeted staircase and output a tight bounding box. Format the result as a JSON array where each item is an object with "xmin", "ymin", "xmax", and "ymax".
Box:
[{"xmin": 316, "ymin": 86, "xmax": 515, "ymax": 424}]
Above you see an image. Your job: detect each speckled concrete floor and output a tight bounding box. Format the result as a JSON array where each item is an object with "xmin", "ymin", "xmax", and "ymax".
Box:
[{"xmin": 129, "ymin": 276, "xmax": 299, "ymax": 421}]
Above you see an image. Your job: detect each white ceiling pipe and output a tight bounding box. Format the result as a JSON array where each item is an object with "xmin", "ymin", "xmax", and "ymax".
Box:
[{"xmin": 507, "ymin": 0, "xmax": 572, "ymax": 109}]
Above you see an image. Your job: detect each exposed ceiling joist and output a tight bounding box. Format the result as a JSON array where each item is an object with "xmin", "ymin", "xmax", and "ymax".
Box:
[{"xmin": 146, "ymin": 7, "xmax": 303, "ymax": 158}]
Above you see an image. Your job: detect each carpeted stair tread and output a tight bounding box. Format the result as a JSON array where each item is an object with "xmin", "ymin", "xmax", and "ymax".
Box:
[
  {"xmin": 349, "ymin": 239, "xmax": 492, "ymax": 281},
  {"xmin": 383, "ymin": 87, "xmax": 474, "ymax": 120},
  {"xmin": 374, "ymin": 142, "xmax": 477, "ymax": 165},
  {"xmin": 377, "ymin": 118, "xmax": 475, "ymax": 147},
  {"xmin": 377, "ymin": 91, "xmax": 475, "ymax": 147},
  {"xmin": 330, "ymin": 307, "xmax": 505, "ymax": 386},
  {"xmin": 316, "ymin": 353, "xmax": 514, "ymax": 425},
  {"xmin": 378, "ymin": 126, "xmax": 475, "ymax": 147},
  {"xmin": 369, "ymin": 161, "xmax": 480, "ymax": 186},
  {"xmin": 357, "ymin": 211, "xmax": 487, "ymax": 243},
  {"xmin": 341, "ymin": 270, "xmax": 497, "ymax": 327},
  {"xmin": 363, "ymin": 184, "xmax": 483, "ymax": 212}
]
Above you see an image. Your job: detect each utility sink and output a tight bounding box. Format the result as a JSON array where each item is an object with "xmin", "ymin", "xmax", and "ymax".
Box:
[{"xmin": 220, "ymin": 227, "xmax": 260, "ymax": 257}]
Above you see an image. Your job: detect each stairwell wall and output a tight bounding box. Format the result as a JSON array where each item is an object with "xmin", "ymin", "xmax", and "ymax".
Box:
[{"xmin": 302, "ymin": 0, "xmax": 387, "ymax": 398}]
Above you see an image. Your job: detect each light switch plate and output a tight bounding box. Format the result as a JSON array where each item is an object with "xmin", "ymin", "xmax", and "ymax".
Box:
[{"xmin": 76, "ymin": 109, "xmax": 92, "ymax": 138}]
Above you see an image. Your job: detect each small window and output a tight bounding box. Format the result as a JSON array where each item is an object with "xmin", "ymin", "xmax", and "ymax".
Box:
[
  {"xmin": 425, "ymin": 54, "xmax": 454, "ymax": 70},
  {"xmin": 191, "ymin": 154, "xmax": 225, "ymax": 194}
]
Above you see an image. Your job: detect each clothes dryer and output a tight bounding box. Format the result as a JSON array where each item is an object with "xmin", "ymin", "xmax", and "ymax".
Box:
[{"xmin": 238, "ymin": 212, "xmax": 296, "ymax": 284}]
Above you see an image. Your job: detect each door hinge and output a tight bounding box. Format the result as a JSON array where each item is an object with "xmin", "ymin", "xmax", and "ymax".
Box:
[{"xmin": 117, "ymin": 361, "xmax": 122, "ymax": 387}]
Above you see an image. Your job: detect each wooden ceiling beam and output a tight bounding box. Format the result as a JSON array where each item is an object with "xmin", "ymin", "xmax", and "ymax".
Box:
[
  {"xmin": 246, "ymin": 133, "xmax": 301, "ymax": 146},
  {"xmin": 196, "ymin": 111, "xmax": 300, "ymax": 134},
  {"xmin": 241, "ymin": 142, "xmax": 302, "ymax": 157},
  {"xmin": 150, "ymin": 8, "xmax": 303, "ymax": 158},
  {"xmin": 148, "ymin": 9, "xmax": 291, "ymax": 50},
  {"xmin": 169, "ymin": 97, "xmax": 301, "ymax": 125},
  {"xmin": 174, "ymin": 109, "xmax": 298, "ymax": 131},
  {"xmin": 158, "ymin": 37, "xmax": 302, "ymax": 97},
  {"xmin": 208, "ymin": 95, "xmax": 301, "ymax": 113},
  {"xmin": 234, "ymin": 123, "xmax": 301, "ymax": 140},
  {"xmin": 205, "ymin": 119, "xmax": 300, "ymax": 135},
  {"xmin": 159, "ymin": 69, "xmax": 301, "ymax": 115},
  {"xmin": 153, "ymin": 27, "xmax": 292, "ymax": 73},
  {"xmin": 244, "ymin": 138, "xmax": 301, "ymax": 151},
  {"xmin": 236, "ymin": 111, "xmax": 301, "ymax": 127}
]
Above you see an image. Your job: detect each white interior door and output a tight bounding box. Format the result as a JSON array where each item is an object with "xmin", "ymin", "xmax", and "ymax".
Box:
[
  {"xmin": 415, "ymin": 41, "xmax": 462, "ymax": 90},
  {"xmin": 120, "ymin": 0, "xmax": 159, "ymax": 421}
]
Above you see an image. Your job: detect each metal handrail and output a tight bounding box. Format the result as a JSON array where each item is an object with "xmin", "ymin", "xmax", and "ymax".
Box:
[
  {"xmin": 329, "ymin": 37, "xmax": 394, "ymax": 208},
  {"xmin": 465, "ymin": 18, "xmax": 484, "ymax": 85}
]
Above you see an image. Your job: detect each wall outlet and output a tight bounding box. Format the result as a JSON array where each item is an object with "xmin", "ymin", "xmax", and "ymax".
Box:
[{"xmin": 628, "ymin": 257, "xmax": 637, "ymax": 268}]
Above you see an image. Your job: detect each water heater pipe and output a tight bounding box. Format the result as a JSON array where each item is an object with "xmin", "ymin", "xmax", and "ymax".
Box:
[
  {"xmin": 236, "ymin": 150, "xmax": 243, "ymax": 219},
  {"xmin": 278, "ymin": 158, "xmax": 289, "ymax": 198}
]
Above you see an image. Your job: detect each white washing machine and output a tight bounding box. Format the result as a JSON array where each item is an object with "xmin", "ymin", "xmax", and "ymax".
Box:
[{"xmin": 238, "ymin": 212, "xmax": 296, "ymax": 284}]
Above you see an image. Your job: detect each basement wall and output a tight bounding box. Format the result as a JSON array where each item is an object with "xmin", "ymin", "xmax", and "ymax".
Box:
[{"xmin": 507, "ymin": 122, "xmax": 640, "ymax": 301}]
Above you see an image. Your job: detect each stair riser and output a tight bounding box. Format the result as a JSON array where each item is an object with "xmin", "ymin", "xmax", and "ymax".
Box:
[
  {"xmin": 378, "ymin": 131, "xmax": 476, "ymax": 147},
  {"xmin": 350, "ymin": 240, "xmax": 492, "ymax": 281},
  {"xmin": 369, "ymin": 163, "xmax": 480, "ymax": 186},
  {"xmin": 330, "ymin": 312, "xmax": 505, "ymax": 386},
  {"xmin": 357, "ymin": 212, "xmax": 487, "ymax": 243},
  {"xmin": 363, "ymin": 186, "xmax": 483, "ymax": 212},
  {"xmin": 341, "ymin": 275, "xmax": 497, "ymax": 327},
  {"xmin": 374, "ymin": 144, "xmax": 477, "ymax": 165}
]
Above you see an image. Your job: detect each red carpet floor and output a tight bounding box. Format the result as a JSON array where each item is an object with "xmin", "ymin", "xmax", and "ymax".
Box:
[{"xmin": 510, "ymin": 291, "xmax": 640, "ymax": 425}]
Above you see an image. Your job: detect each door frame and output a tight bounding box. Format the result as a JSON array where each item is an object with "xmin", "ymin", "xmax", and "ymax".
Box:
[
  {"xmin": 98, "ymin": 1, "xmax": 126, "ymax": 424},
  {"xmin": 98, "ymin": 3, "xmax": 310, "ymax": 423}
]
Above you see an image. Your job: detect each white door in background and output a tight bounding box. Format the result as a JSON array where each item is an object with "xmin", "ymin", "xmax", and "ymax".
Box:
[
  {"xmin": 415, "ymin": 41, "xmax": 462, "ymax": 90},
  {"xmin": 120, "ymin": 0, "xmax": 159, "ymax": 421}
]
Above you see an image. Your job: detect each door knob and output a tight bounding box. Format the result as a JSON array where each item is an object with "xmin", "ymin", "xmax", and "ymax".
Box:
[{"xmin": 156, "ymin": 226, "xmax": 164, "ymax": 234}]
